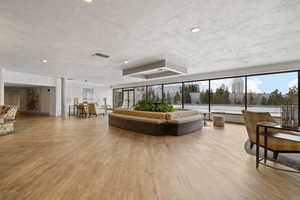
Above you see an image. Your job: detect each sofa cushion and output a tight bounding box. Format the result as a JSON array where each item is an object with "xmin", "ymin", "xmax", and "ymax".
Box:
[
  {"xmin": 109, "ymin": 113, "xmax": 167, "ymax": 124},
  {"xmin": 166, "ymin": 110, "xmax": 201, "ymax": 120},
  {"xmin": 113, "ymin": 109, "xmax": 167, "ymax": 119},
  {"xmin": 167, "ymin": 115, "xmax": 203, "ymax": 124},
  {"xmin": 113, "ymin": 109, "xmax": 201, "ymax": 120}
]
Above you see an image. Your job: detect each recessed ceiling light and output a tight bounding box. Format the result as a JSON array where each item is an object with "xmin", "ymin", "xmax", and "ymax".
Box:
[
  {"xmin": 84, "ymin": 0, "xmax": 93, "ymax": 3},
  {"xmin": 124, "ymin": 60, "xmax": 129, "ymax": 64},
  {"xmin": 191, "ymin": 25, "xmax": 200, "ymax": 33},
  {"xmin": 42, "ymin": 59, "xmax": 48, "ymax": 63}
]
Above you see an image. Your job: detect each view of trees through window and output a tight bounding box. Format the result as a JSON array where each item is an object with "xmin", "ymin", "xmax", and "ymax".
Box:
[
  {"xmin": 211, "ymin": 77, "xmax": 245, "ymax": 113},
  {"xmin": 135, "ymin": 86, "xmax": 146, "ymax": 104},
  {"xmin": 247, "ymin": 72, "xmax": 298, "ymax": 116},
  {"xmin": 183, "ymin": 81, "xmax": 209, "ymax": 112},
  {"xmin": 148, "ymin": 85, "xmax": 162, "ymax": 103},
  {"xmin": 113, "ymin": 71, "xmax": 299, "ymax": 117},
  {"xmin": 163, "ymin": 83, "xmax": 182, "ymax": 108}
]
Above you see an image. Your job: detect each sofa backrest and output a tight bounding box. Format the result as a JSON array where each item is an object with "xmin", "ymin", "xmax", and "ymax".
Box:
[
  {"xmin": 88, "ymin": 103, "xmax": 97, "ymax": 114},
  {"xmin": 242, "ymin": 110, "xmax": 276, "ymax": 142},
  {"xmin": 113, "ymin": 109, "xmax": 167, "ymax": 119}
]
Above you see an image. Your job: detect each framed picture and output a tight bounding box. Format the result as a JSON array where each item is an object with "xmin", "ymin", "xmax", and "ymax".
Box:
[{"xmin": 82, "ymin": 88, "xmax": 94, "ymax": 101}]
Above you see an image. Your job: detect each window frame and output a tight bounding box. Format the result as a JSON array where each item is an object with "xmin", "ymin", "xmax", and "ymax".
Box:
[{"xmin": 113, "ymin": 70, "xmax": 300, "ymax": 124}]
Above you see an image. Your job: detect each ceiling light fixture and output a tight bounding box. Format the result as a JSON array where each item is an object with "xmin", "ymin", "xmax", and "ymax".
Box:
[
  {"xmin": 42, "ymin": 59, "xmax": 48, "ymax": 63},
  {"xmin": 124, "ymin": 60, "xmax": 129, "ymax": 64},
  {"xmin": 84, "ymin": 0, "xmax": 93, "ymax": 3},
  {"xmin": 191, "ymin": 25, "xmax": 200, "ymax": 33}
]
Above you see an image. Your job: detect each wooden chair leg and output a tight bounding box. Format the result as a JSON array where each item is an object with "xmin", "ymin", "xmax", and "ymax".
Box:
[
  {"xmin": 273, "ymin": 152, "xmax": 279, "ymax": 160},
  {"xmin": 250, "ymin": 142, "xmax": 254, "ymax": 149}
]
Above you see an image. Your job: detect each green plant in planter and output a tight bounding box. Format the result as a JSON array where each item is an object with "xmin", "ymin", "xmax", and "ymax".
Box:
[{"xmin": 134, "ymin": 100, "xmax": 175, "ymax": 112}]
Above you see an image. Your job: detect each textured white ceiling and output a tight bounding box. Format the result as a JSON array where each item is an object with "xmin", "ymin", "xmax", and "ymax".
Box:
[{"xmin": 1, "ymin": 0, "xmax": 300, "ymax": 86}]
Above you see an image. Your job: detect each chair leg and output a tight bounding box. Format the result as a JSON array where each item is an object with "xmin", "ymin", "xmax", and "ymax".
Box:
[
  {"xmin": 250, "ymin": 142, "xmax": 254, "ymax": 149},
  {"xmin": 273, "ymin": 152, "xmax": 279, "ymax": 160}
]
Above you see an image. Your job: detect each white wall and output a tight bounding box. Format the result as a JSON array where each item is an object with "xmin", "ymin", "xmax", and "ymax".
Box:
[
  {"xmin": 66, "ymin": 80, "xmax": 112, "ymax": 109},
  {"xmin": 1, "ymin": 69, "xmax": 61, "ymax": 116},
  {"xmin": 39, "ymin": 87, "xmax": 51, "ymax": 114},
  {"xmin": 0, "ymin": 68, "xmax": 4, "ymax": 104},
  {"xmin": 4, "ymin": 69, "xmax": 57, "ymax": 87},
  {"xmin": 5, "ymin": 87, "xmax": 27, "ymax": 111},
  {"xmin": 0, "ymin": 69, "xmax": 112, "ymax": 117},
  {"xmin": 55, "ymin": 79, "xmax": 61, "ymax": 116},
  {"xmin": 4, "ymin": 86, "xmax": 55, "ymax": 115}
]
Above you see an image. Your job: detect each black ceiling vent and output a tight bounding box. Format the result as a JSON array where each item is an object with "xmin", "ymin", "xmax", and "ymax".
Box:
[{"xmin": 92, "ymin": 53, "xmax": 110, "ymax": 58}]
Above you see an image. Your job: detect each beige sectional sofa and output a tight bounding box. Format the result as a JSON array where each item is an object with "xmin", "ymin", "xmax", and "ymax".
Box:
[{"xmin": 109, "ymin": 109, "xmax": 203, "ymax": 136}]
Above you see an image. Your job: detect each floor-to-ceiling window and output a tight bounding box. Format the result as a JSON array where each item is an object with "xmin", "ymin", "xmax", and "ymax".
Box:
[
  {"xmin": 247, "ymin": 72, "xmax": 298, "ymax": 117},
  {"xmin": 211, "ymin": 77, "xmax": 245, "ymax": 113},
  {"xmin": 134, "ymin": 86, "xmax": 147, "ymax": 104},
  {"xmin": 148, "ymin": 85, "xmax": 162, "ymax": 103},
  {"xmin": 113, "ymin": 71, "xmax": 299, "ymax": 120},
  {"xmin": 123, "ymin": 89, "xmax": 135, "ymax": 108},
  {"xmin": 163, "ymin": 83, "xmax": 182, "ymax": 108},
  {"xmin": 183, "ymin": 81, "xmax": 209, "ymax": 112},
  {"xmin": 113, "ymin": 89, "xmax": 123, "ymax": 108}
]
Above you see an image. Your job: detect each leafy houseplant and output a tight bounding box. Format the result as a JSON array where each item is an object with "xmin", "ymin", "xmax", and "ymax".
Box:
[{"xmin": 134, "ymin": 100, "xmax": 175, "ymax": 112}]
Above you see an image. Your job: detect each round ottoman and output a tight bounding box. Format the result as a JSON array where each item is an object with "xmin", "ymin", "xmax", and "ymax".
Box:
[{"xmin": 213, "ymin": 115, "xmax": 225, "ymax": 127}]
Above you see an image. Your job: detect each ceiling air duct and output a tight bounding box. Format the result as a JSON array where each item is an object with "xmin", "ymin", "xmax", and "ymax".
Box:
[{"xmin": 123, "ymin": 60, "xmax": 187, "ymax": 79}]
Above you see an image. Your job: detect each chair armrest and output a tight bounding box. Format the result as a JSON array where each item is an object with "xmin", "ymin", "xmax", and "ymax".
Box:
[
  {"xmin": 272, "ymin": 133, "xmax": 300, "ymax": 142},
  {"xmin": 268, "ymin": 128, "xmax": 300, "ymax": 137}
]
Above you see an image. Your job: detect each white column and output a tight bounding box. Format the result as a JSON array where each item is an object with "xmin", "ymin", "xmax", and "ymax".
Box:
[
  {"xmin": 0, "ymin": 68, "xmax": 5, "ymax": 105},
  {"xmin": 61, "ymin": 77, "xmax": 67, "ymax": 116},
  {"xmin": 54, "ymin": 78, "xmax": 62, "ymax": 116}
]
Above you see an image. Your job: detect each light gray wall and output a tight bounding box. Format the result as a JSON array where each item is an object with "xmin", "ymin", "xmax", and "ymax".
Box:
[
  {"xmin": 1, "ymin": 69, "xmax": 61, "ymax": 116},
  {"xmin": 4, "ymin": 86, "xmax": 55, "ymax": 115},
  {"xmin": 65, "ymin": 80, "xmax": 112, "ymax": 112}
]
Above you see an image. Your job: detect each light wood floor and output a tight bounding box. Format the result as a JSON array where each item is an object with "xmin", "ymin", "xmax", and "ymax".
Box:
[{"xmin": 1, "ymin": 116, "xmax": 300, "ymax": 200}]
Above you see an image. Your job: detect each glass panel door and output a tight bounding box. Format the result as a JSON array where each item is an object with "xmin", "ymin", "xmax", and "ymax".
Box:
[
  {"xmin": 113, "ymin": 89, "xmax": 123, "ymax": 108},
  {"xmin": 123, "ymin": 89, "xmax": 135, "ymax": 108}
]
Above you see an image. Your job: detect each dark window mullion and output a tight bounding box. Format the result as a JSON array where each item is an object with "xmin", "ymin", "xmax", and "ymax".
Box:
[
  {"xmin": 298, "ymin": 71, "xmax": 300, "ymax": 126},
  {"xmin": 182, "ymin": 82, "xmax": 185, "ymax": 109},
  {"xmin": 127, "ymin": 91, "xmax": 129, "ymax": 108},
  {"xmin": 146, "ymin": 86, "xmax": 148, "ymax": 101},
  {"xmin": 245, "ymin": 76, "xmax": 248, "ymax": 110},
  {"xmin": 208, "ymin": 80, "xmax": 211, "ymax": 113}
]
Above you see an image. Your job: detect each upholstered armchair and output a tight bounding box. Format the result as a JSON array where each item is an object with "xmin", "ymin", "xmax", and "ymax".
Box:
[
  {"xmin": 88, "ymin": 103, "xmax": 105, "ymax": 116},
  {"xmin": 0, "ymin": 105, "xmax": 18, "ymax": 120},
  {"xmin": 0, "ymin": 105, "xmax": 18, "ymax": 134},
  {"xmin": 242, "ymin": 110, "xmax": 300, "ymax": 159},
  {"xmin": 77, "ymin": 103, "xmax": 89, "ymax": 117}
]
